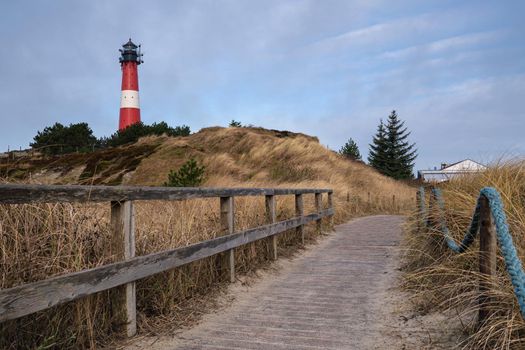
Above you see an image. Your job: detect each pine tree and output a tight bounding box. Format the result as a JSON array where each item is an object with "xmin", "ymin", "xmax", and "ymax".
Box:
[
  {"xmin": 368, "ymin": 111, "xmax": 417, "ymax": 179},
  {"xmin": 339, "ymin": 138, "xmax": 361, "ymax": 160},
  {"xmin": 384, "ymin": 110, "xmax": 417, "ymax": 179},
  {"xmin": 368, "ymin": 120, "xmax": 388, "ymax": 171},
  {"xmin": 229, "ymin": 120, "xmax": 242, "ymax": 127},
  {"xmin": 164, "ymin": 158, "xmax": 206, "ymax": 187}
]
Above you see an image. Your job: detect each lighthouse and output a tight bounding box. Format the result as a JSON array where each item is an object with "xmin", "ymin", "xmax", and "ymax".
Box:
[{"xmin": 118, "ymin": 39, "xmax": 144, "ymax": 130}]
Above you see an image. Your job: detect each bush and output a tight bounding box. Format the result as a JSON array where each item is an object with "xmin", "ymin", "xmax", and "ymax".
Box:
[
  {"xmin": 30, "ymin": 122, "xmax": 98, "ymax": 155},
  {"xmin": 229, "ymin": 120, "xmax": 242, "ymax": 127},
  {"xmin": 31, "ymin": 121, "xmax": 190, "ymax": 155},
  {"xmin": 106, "ymin": 122, "xmax": 190, "ymax": 147},
  {"xmin": 164, "ymin": 158, "xmax": 206, "ymax": 187}
]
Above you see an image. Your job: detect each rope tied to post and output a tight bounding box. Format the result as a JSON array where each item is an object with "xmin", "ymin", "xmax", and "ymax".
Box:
[{"xmin": 419, "ymin": 186, "xmax": 525, "ymax": 318}]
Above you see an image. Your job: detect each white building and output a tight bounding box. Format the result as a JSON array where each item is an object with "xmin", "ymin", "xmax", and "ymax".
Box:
[{"xmin": 417, "ymin": 159, "xmax": 487, "ymax": 182}]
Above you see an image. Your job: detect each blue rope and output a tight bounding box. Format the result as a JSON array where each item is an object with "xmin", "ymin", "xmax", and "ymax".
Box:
[
  {"xmin": 432, "ymin": 188, "xmax": 481, "ymax": 253},
  {"xmin": 420, "ymin": 186, "xmax": 525, "ymax": 318}
]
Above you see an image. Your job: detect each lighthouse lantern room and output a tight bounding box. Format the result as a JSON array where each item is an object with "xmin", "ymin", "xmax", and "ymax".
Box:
[{"xmin": 118, "ymin": 38, "xmax": 144, "ymax": 130}]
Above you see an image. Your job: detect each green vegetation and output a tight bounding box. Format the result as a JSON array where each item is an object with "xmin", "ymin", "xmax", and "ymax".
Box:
[
  {"xmin": 229, "ymin": 120, "xmax": 242, "ymax": 127},
  {"xmin": 31, "ymin": 121, "xmax": 190, "ymax": 155},
  {"xmin": 104, "ymin": 122, "xmax": 190, "ymax": 147},
  {"xmin": 30, "ymin": 122, "xmax": 98, "ymax": 155},
  {"xmin": 339, "ymin": 138, "xmax": 361, "ymax": 160},
  {"xmin": 368, "ymin": 120, "xmax": 388, "ymax": 171},
  {"xmin": 164, "ymin": 158, "xmax": 206, "ymax": 187},
  {"xmin": 368, "ymin": 110, "xmax": 417, "ymax": 180}
]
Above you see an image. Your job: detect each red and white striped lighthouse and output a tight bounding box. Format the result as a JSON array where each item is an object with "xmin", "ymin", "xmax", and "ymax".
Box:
[{"xmin": 118, "ymin": 39, "xmax": 144, "ymax": 130}]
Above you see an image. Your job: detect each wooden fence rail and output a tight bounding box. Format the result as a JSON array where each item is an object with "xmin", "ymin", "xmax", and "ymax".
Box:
[{"xmin": 0, "ymin": 184, "xmax": 333, "ymax": 337}]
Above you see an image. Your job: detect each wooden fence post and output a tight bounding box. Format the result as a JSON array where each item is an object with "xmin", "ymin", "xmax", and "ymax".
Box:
[
  {"xmin": 327, "ymin": 191, "xmax": 334, "ymax": 227},
  {"xmin": 315, "ymin": 192, "xmax": 322, "ymax": 234},
  {"xmin": 392, "ymin": 194, "xmax": 396, "ymax": 213},
  {"xmin": 346, "ymin": 191, "xmax": 350, "ymax": 202},
  {"xmin": 427, "ymin": 189, "xmax": 435, "ymax": 228},
  {"xmin": 416, "ymin": 190, "xmax": 421, "ymax": 232},
  {"xmin": 367, "ymin": 191, "xmax": 371, "ymax": 210},
  {"xmin": 265, "ymin": 195, "xmax": 277, "ymax": 260},
  {"xmin": 110, "ymin": 200, "xmax": 136, "ymax": 337},
  {"xmin": 295, "ymin": 193, "xmax": 304, "ymax": 244},
  {"xmin": 478, "ymin": 195, "xmax": 496, "ymax": 325},
  {"xmin": 220, "ymin": 196, "xmax": 235, "ymax": 283}
]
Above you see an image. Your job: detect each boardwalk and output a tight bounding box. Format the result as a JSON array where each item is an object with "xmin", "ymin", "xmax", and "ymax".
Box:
[{"xmin": 129, "ymin": 215, "xmax": 406, "ymax": 349}]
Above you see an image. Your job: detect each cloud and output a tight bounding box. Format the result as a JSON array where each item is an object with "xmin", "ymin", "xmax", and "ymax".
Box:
[
  {"xmin": 0, "ymin": 0, "xmax": 523, "ymax": 173},
  {"xmin": 380, "ymin": 30, "xmax": 504, "ymax": 60}
]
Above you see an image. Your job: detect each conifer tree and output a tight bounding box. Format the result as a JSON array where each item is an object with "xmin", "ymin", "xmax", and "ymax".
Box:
[
  {"xmin": 368, "ymin": 120, "xmax": 388, "ymax": 171},
  {"xmin": 368, "ymin": 111, "xmax": 417, "ymax": 179},
  {"xmin": 229, "ymin": 120, "xmax": 242, "ymax": 127},
  {"xmin": 339, "ymin": 138, "xmax": 361, "ymax": 160},
  {"xmin": 164, "ymin": 158, "xmax": 206, "ymax": 187}
]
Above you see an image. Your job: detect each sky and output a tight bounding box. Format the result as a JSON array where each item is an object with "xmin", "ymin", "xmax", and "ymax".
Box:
[{"xmin": 1, "ymin": 0, "xmax": 524, "ymax": 171}]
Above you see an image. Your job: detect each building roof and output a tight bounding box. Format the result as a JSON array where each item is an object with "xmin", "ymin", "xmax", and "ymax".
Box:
[
  {"xmin": 441, "ymin": 159, "xmax": 486, "ymax": 172},
  {"xmin": 417, "ymin": 159, "xmax": 487, "ymax": 182}
]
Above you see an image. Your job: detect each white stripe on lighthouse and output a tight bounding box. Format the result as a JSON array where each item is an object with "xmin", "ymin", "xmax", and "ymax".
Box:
[{"xmin": 120, "ymin": 90, "xmax": 140, "ymax": 109}]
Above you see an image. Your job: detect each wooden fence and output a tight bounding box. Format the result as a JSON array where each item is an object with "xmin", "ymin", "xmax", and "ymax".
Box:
[{"xmin": 0, "ymin": 184, "xmax": 334, "ymax": 337}]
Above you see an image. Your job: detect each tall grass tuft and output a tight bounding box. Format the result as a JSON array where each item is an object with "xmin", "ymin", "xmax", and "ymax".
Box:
[{"xmin": 403, "ymin": 160, "xmax": 525, "ymax": 349}]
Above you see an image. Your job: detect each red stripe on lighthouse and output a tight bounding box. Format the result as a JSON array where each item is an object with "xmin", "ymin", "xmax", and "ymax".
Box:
[{"xmin": 119, "ymin": 61, "xmax": 141, "ymax": 130}]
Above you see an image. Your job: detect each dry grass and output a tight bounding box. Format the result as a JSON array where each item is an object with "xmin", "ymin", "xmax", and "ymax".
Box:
[
  {"xmin": 403, "ymin": 160, "xmax": 525, "ymax": 349},
  {"xmin": 0, "ymin": 127, "xmax": 415, "ymax": 349}
]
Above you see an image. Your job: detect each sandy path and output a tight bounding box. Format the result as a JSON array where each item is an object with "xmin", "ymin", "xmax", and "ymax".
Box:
[{"xmin": 125, "ymin": 216, "xmax": 461, "ymax": 349}]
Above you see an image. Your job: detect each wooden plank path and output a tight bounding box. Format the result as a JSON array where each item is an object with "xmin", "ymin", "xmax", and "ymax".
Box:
[{"xmin": 128, "ymin": 215, "xmax": 405, "ymax": 350}]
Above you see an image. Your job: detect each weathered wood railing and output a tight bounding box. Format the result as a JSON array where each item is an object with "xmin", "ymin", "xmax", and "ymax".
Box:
[{"xmin": 0, "ymin": 184, "xmax": 334, "ymax": 337}]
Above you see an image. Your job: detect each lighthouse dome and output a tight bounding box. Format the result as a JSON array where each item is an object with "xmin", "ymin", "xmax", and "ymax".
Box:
[
  {"xmin": 122, "ymin": 38, "xmax": 138, "ymax": 49},
  {"xmin": 119, "ymin": 38, "xmax": 142, "ymax": 65}
]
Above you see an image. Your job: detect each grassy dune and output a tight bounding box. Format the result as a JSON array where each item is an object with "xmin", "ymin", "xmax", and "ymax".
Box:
[
  {"xmin": 403, "ymin": 161, "xmax": 525, "ymax": 349},
  {"xmin": 0, "ymin": 127, "xmax": 414, "ymax": 349}
]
